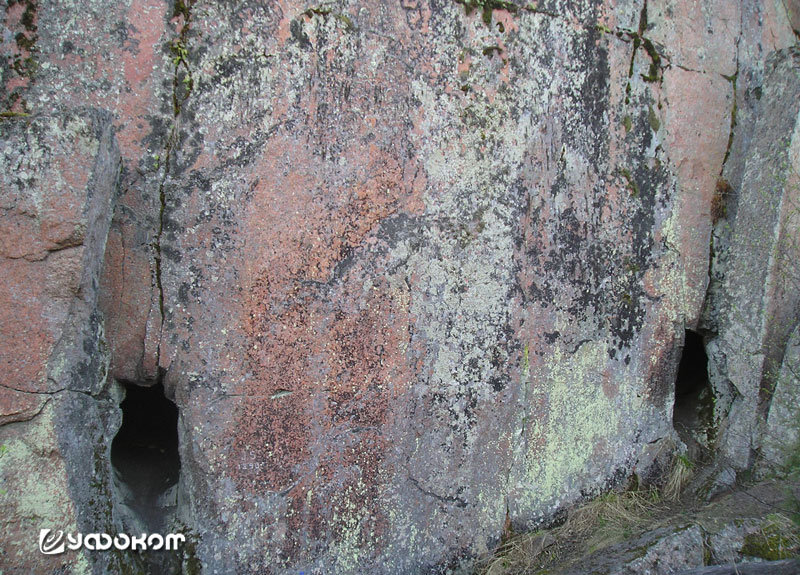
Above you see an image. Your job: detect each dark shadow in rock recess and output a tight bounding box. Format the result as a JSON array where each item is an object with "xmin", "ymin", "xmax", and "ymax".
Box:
[
  {"xmin": 673, "ymin": 330, "xmax": 716, "ymax": 460},
  {"xmin": 111, "ymin": 381, "xmax": 181, "ymax": 534}
]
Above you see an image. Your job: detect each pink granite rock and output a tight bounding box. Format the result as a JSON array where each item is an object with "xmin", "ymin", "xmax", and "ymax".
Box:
[{"xmin": 0, "ymin": 1, "xmax": 798, "ymax": 573}]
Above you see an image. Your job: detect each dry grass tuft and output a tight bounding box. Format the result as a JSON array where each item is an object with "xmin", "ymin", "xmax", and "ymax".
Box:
[
  {"xmin": 663, "ymin": 454, "xmax": 695, "ymax": 501},
  {"xmin": 565, "ymin": 489, "xmax": 662, "ymax": 549},
  {"xmin": 481, "ymin": 531, "xmax": 559, "ymax": 575},
  {"xmin": 741, "ymin": 513, "xmax": 800, "ymax": 560},
  {"xmin": 711, "ymin": 178, "xmax": 732, "ymax": 223},
  {"xmin": 475, "ymin": 489, "xmax": 663, "ymax": 575}
]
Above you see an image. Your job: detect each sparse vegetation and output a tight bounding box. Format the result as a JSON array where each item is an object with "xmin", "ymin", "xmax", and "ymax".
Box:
[
  {"xmin": 476, "ymin": 486, "xmax": 663, "ymax": 574},
  {"xmin": 711, "ymin": 178, "xmax": 732, "ymax": 223},
  {"xmin": 475, "ymin": 452, "xmax": 713, "ymax": 575},
  {"xmin": 741, "ymin": 514, "xmax": 800, "ymax": 560},
  {"xmin": 664, "ymin": 453, "xmax": 695, "ymax": 501},
  {"xmin": 453, "ymin": 0, "xmax": 519, "ymax": 27}
]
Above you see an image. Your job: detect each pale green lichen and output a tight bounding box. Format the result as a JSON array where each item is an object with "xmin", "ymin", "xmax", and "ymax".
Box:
[
  {"xmin": 523, "ymin": 342, "xmax": 619, "ymax": 505},
  {"xmin": 0, "ymin": 402, "xmax": 79, "ymax": 559}
]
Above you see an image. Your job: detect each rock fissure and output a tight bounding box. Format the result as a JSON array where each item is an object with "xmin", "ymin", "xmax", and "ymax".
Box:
[
  {"xmin": 0, "ymin": 382, "xmax": 57, "ymax": 395},
  {"xmin": 407, "ymin": 474, "xmax": 468, "ymax": 508},
  {"xmin": 673, "ymin": 63, "xmax": 706, "ymax": 74},
  {"xmin": 0, "ymin": 396, "xmax": 50, "ymax": 424},
  {"xmin": 152, "ymin": 0, "xmax": 195, "ymax": 367},
  {"xmin": 2, "ymin": 2, "xmax": 799, "ymax": 574},
  {"xmin": 595, "ymin": 0, "xmax": 664, "ymax": 106},
  {"xmin": 720, "ymin": 69, "xmax": 739, "ymax": 171}
]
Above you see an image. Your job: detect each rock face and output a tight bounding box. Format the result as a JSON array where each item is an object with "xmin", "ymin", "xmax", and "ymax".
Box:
[
  {"xmin": 706, "ymin": 45, "xmax": 800, "ymax": 473},
  {"xmin": 556, "ymin": 479, "xmax": 800, "ymax": 575},
  {"xmin": 0, "ymin": 110, "xmax": 120, "ymax": 573},
  {"xmin": 0, "ymin": 1, "xmax": 798, "ymax": 574}
]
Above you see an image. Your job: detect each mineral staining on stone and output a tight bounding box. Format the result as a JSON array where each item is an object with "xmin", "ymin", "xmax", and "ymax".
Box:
[{"xmin": 0, "ymin": 0, "xmax": 798, "ymax": 574}]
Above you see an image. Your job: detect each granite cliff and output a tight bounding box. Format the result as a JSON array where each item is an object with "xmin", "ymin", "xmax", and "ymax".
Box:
[{"xmin": 0, "ymin": 0, "xmax": 799, "ymax": 573}]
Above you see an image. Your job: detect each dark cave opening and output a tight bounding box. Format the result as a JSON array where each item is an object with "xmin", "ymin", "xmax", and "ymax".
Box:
[
  {"xmin": 110, "ymin": 381, "xmax": 180, "ymax": 532},
  {"xmin": 673, "ymin": 330, "xmax": 715, "ymax": 456}
]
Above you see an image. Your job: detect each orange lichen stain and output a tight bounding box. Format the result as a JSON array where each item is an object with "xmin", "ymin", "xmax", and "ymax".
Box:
[
  {"xmin": 233, "ymin": 267, "xmax": 410, "ymax": 568},
  {"xmin": 602, "ymin": 376, "xmax": 618, "ymax": 400}
]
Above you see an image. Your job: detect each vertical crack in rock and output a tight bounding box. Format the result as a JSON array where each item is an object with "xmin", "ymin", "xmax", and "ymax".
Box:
[
  {"xmin": 720, "ymin": 60, "xmax": 739, "ymax": 170},
  {"xmin": 154, "ymin": 174, "xmax": 167, "ymax": 342},
  {"xmin": 617, "ymin": 0, "xmax": 664, "ymax": 104},
  {"xmin": 153, "ymin": 0, "xmax": 194, "ymax": 366}
]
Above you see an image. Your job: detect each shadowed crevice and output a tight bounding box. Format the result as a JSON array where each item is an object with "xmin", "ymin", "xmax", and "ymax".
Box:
[
  {"xmin": 110, "ymin": 381, "xmax": 180, "ymax": 533},
  {"xmin": 673, "ymin": 330, "xmax": 716, "ymax": 459}
]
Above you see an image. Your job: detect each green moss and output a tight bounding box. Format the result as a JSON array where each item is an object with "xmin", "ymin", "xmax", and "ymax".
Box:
[
  {"xmin": 619, "ymin": 167, "xmax": 639, "ymax": 198},
  {"xmin": 14, "ymin": 31, "xmax": 35, "ymax": 50},
  {"xmin": 20, "ymin": 0, "xmax": 36, "ymax": 31},
  {"xmin": 741, "ymin": 531, "xmax": 798, "ymax": 560},
  {"xmin": 703, "ymin": 538, "xmax": 713, "ymax": 565},
  {"xmin": 623, "ymin": 258, "xmax": 640, "ymax": 274},
  {"xmin": 170, "ymin": 40, "xmax": 193, "ymax": 115},
  {"xmin": 623, "ymin": 115, "xmax": 633, "ymax": 133},
  {"xmin": 482, "ymin": 45, "xmax": 502, "ymax": 58},
  {"xmin": 302, "ymin": 6, "xmax": 355, "ymax": 32},
  {"xmin": 11, "ymin": 55, "xmax": 37, "ymax": 76},
  {"xmin": 628, "ymin": 36, "xmax": 641, "ymax": 78},
  {"xmin": 721, "ymin": 72, "xmax": 738, "ymax": 167},
  {"xmin": 182, "ymin": 531, "xmax": 202, "ymax": 575},
  {"xmin": 173, "ymin": 0, "xmax": 191, "ymax": 19},
  {"xmin": 623, "ymin": 5, "xmax": 662, "ymax": 85},
  {"xmin": 0, "ymin": 110, "xmax": 31, "ymax": 119},
  {"xmin": 523, "ymin": 3, "xmax": 558, "ymax": 17},
  {"xmin": 453, "ymin": 0, "xmax": 521, "ymax": 26},
  {"xmin": 336, "ymin": 13, "xmax": 354, "ymax": 31},
  {"xmin": 647, "ymin": 105, "xmax": 660, "ymax": 132},
  {"xmin": 522, "ymin": 344, "xmax": 530, "ymax": 374},
  {"xmin": 482, "ymin": 5, "xmax": 493, "ymax": 26},
  {"xmin": 302, "ymin": 5, "xmax": 332, "ymax": 16},
  {"xmin": 697, "ymin": 385, "xmax": 717, "ymax": 446},
  {"xmin": 640, "ymin": 38, "xmax": 661, "ymax": 82}
]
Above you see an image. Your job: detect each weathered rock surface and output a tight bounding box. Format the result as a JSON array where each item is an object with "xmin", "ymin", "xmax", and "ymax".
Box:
[
  {"xmin": 0, "ymin": 109, "xmax": 120, "ymax": 572},
  {"xmin": 762, "ymin": 324, "xmax": 800, "ymax": 473},
  {"xmin": 556, "ymin": 479, "xmax": 800, "ymax": 575},
  {"xmin": 0, "ymin": 0, "xmax": 798, "ymax": 574},
  {"xmin": 704, "ymin": 45, "xmax": 800, "ymax": 474}
]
